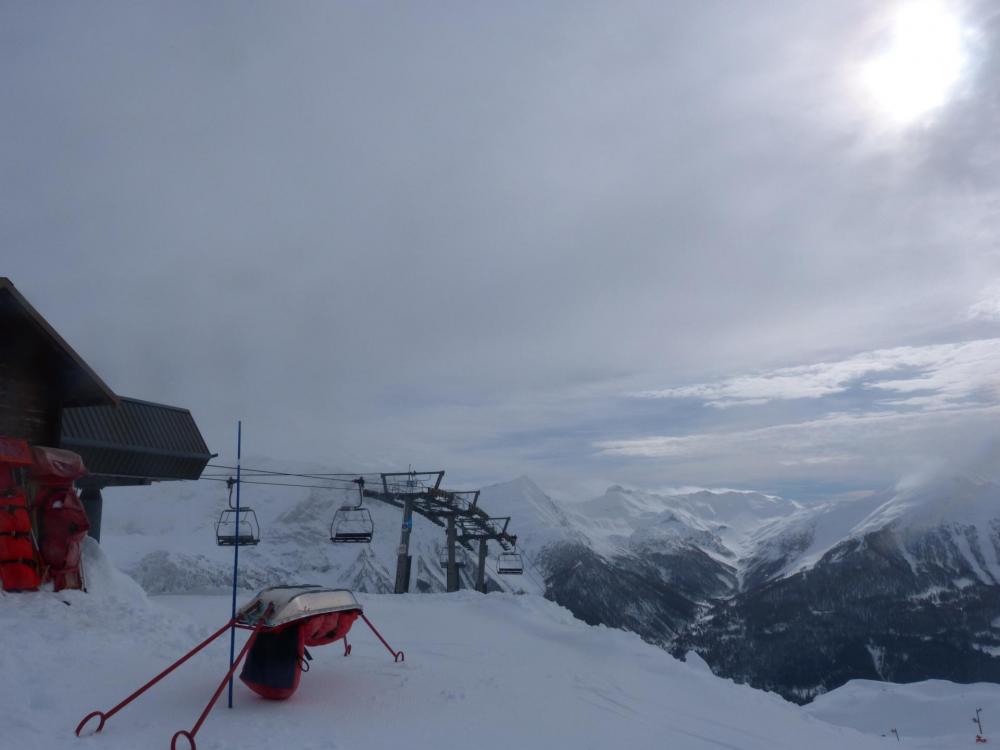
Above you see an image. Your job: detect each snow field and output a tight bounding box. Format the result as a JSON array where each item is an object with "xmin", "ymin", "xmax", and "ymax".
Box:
[
  {"xmin": 2, "ymin": 541, "xmax": 882, "ymax": 750},
  {"xmin": 807, "ymin": 678, "xmax": 1000, "ymax": 749}
]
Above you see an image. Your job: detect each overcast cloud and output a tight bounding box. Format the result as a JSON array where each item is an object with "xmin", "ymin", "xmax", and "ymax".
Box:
[{"xmin": 2, "ymin": 1, "xmax": 998, "ymax": 500}]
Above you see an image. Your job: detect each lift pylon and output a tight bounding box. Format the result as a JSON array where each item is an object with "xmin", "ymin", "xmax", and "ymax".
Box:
[
  {"xmin": 455, "ymin": 516, "xmax": 518, "ymax": 593},
  {"xmin": 356, "ymin": 471, "xmax": 519, "ymax": 595}
]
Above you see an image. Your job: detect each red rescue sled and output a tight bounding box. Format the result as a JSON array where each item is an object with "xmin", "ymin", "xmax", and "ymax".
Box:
[{"xmin": 76, "ymin": 585, "xmax": 404, "ymax": 750}]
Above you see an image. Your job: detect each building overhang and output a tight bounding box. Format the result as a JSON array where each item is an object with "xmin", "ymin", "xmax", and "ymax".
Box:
[{"xmin": 0, "ymin": 277, "xmax": 117, "ymax": 408}]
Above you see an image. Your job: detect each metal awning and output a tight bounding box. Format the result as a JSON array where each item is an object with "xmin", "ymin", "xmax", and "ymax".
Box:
[{"xmin": 61, "ymin": 396, "xmax": 213, "ymax": 485}]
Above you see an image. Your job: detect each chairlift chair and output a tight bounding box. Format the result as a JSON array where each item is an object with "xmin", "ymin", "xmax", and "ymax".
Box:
[
  {"xmin": 438, "ymin": 547, "xmax": 466, "ymax": 568},
  {"xmin": 215, "ymin": 478, "xmax": 261, "ymax": 546},
  {"xmin": 331, "ymin": 478, "xmax": 374, "ymax": 544},
  {"xmin": 497, "ymin": 549, "xmax": 524, "ymax": 575}
]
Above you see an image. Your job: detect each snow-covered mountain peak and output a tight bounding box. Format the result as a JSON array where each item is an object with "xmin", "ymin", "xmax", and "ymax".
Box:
[
  {"xmin": 477, "ymin": 476, "xmax": 581, "ymax": 550},
  {"xmin": 566, "ymin": 485, "xmax": 803, "ymax": 560},
  {"xmin": 859, "ymin": 475, "xmax": 998, "ymax": 535},
  {"xmin": 745, "ymin": 475, "xmax": 1000, "ymax": 585}
]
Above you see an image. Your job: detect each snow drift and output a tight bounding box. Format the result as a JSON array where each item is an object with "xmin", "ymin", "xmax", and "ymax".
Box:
[{"xmin": 0, "ymin": 539, "xmax": 886, "ymax": 750}]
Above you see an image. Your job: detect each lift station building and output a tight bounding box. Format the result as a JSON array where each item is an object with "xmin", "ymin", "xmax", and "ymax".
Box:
[{"xmin": 0, "ymin": 277, "xmax": 213, "ymax": 541}]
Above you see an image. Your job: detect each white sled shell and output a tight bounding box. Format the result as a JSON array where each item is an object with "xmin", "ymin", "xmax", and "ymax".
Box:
[{"xmin": 237, "ymin": 585, "xmax": 362, "ymax": 628}]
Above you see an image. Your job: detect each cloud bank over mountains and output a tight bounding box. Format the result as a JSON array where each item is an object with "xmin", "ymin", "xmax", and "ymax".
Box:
[
  {"xmin": 598, "ymin": 338, "xmax": 1000, "ymax": 494},
  {"xmin": 2, "ymin": 1, "xmax": 998, "ymax": 498}
]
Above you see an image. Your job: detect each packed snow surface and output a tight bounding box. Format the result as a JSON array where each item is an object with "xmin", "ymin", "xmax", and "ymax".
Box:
[
  {"xmin": 807, "ymin": 678, "xmax": 1000, "ymax": 748},
  {"xmin": 1, "ymin": 541, "xmax": 884, "ymax": 750}
]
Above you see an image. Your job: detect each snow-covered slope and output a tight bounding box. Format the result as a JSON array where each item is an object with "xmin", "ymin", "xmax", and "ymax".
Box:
[
  {"xmin": 566, "ymin": 485, "xmax": 799, "ymax": 560},
  {"xmin": 479, "ymin": 475, "xmax": 1000, "ymax": 703},
  {"xmin": 687, "ymin": 477, "xmax": 1000, "ymax": 702},
  {"xmin": 745, "ymin": 475, "xmax": 1000, "ymax": 585},
  {"xmin": 561, "ymin": 477, "xmax": 1000, "ymax": 591},
  {"xmin": 1, "ymin": 540, "xmax": 884, "ymax": 750},
  {"xmin": 806, "ymin": 679, "xmax": 1000, "ymax": 748},
  {"xmin": 478, "ymin": 475, "xmax": 582, "ymax": 551},
  {"xmin": 98, "ymin": 467, "xmax": 1000, "ymax": 704}
]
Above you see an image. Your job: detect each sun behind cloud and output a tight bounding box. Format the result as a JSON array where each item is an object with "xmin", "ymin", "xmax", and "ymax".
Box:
[{"xmin": 860, "ymin": 0, "xmax": 968, "ymax": 125}]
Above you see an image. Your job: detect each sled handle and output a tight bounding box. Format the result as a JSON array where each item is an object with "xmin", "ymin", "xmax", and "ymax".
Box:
[
  {"xmin": 168, "ymin": 606, "xmax": 272, "ymax": 750},
  {"xmin": 75, "ymin": 710, "xmax": 106, "ymax": 736},
  {"xmin": 360, "ymin": 612, "xmax": 405, "ymax": 663},
  {"xmin": 75, "ymin": 618, "xmax": 237, "ymax": 737},
  {"xmin": 170, "ymin": 729, "xmax": 195, "ymax": 750}
]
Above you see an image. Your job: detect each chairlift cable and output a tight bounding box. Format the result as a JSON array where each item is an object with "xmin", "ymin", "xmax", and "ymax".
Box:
[
  {"xmin": 206, "ymin": 463, "xmax": 384, "ymax": 480},
  {"xmin": 200, "ymin": 477, "xmax": 359, "ymax": 491}
]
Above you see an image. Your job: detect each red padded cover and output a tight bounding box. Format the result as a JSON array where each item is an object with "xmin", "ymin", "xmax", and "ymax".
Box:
[
  {"xmin": 240, "ymin": 611, "xmax": 363, "ymax": 701},
  {"xmin": 302, "ymin": 610, "xmax": 361, "ymax": 647},
  {"xmin": 30, "ymin": 446, "xmax": 87, "ymax": 482}
]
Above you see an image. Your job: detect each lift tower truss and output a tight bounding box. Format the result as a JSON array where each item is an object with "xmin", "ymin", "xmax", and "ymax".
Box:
[
  {"xmin": 361, "ymin": 472, "xmax": 518, "ymax": 594},
  {"xmin": 455, "ymin": 516, "xmax": 518, "ymax": 593}
]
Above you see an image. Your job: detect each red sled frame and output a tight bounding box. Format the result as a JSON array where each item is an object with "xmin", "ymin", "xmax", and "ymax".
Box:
[{"xmin": 75, "ymin": 605, "xmax": 404, "ymax": 750}]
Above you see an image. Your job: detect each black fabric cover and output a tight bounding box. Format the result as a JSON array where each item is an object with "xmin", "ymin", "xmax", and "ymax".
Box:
[{"xmin": 240, "ymin": 624, "xmax": 303, "ymax": 698}]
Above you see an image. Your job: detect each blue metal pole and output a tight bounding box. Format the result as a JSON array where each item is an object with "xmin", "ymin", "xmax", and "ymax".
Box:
[{"xmin": 227, "ymin": 420, "xmax": 242, "ymax": 709}]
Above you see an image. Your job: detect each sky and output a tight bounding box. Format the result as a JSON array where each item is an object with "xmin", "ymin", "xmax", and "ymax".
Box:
[{"xmin": 3, "ymin": 1, "xmax": 999, "ymax": 502}]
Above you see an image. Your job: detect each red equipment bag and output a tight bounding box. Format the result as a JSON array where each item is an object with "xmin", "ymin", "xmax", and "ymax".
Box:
[
  {"xmin": 239, "ymin": 611, "xmax": 361, "ymax": 700},
  {"xmin": 30, "ymin": 446, "xmax": 87, "ymax": 482},
  {"xmin": 239, "ymin": 623, "xmax": 306, "ymax": 700},
  {"xmin": 38, "ymin": 487, "xmax": 90, "ymax": 591},
  {"xmin": 31, "ymin": 446, "xmax": 89, "ymax": 591}
]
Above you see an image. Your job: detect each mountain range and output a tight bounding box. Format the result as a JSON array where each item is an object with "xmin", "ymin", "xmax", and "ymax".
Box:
[
  {"xmin": 100, "ymin": 467, "xmax": 1000, "ymax": 702},
  {"xmin": 483, "ymin": 474, "xmax": 1000, "ymax": 702}
]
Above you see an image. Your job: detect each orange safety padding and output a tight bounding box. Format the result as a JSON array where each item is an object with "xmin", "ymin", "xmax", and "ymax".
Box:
[
  {"xmin": 0, "ymin": 492, "xmax": 31, "ymax": 534},
  {"xmin": 0, "ymin": 508, "xmax": 30, "ymax": 534},
  {"xmin": 0, "ymin": 535, "xmax": 35, "ymax": 561},
  {"xmin": 0, "ymin": 465, "xmax": 21, "ymax": 493},
  {"xmin": 0, "ymin": 562, "xmax": 41, "ymax": 591},
  {"xmin": 0, "ymin": 484, "xmax": 40, "ymax": 592}
]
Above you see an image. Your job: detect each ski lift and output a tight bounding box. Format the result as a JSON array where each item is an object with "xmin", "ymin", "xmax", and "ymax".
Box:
[
  {"xmin": 331, "ymin": 478, "xmax": 374, "ymax": 544},
  {"xmin": 216, "ymin": 477, "xmax": 261, "ymax": 546},
  {"xmin": 438, "ymin": 546, "xmax": 466, "ymax": 568},
  {"xmin": 404, "ymin": 468, "xmax": 419, "ymax": 492},
  {"xmin": 496, "ymin": 548, "xmax": 523, "ymax": 575}
]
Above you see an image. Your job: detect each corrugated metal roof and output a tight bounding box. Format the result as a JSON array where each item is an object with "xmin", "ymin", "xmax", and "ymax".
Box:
[{"xmin": 61, "ymin": 397, "xmax": 213, "ymax": 482}]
